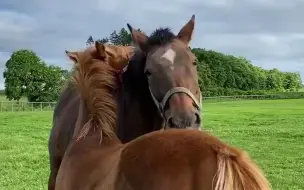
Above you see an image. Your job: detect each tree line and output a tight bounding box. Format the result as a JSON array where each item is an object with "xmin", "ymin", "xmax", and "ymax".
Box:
[
  {"xmin": 193, "ymin": 48, "xmax": 302, "ymax": 96},
  {"xmin": 3, "ymin": 27, "xmax": 303, "ymax": 102}
]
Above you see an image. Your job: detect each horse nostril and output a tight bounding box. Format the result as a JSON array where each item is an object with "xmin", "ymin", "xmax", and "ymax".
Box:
[
  {"xmin": 167, "ymin": 117, "xmax": 174, "ymax": 128},
  {"xmin": 194, "ymin": 113, "xmax": 201, "ymax": 124},
  {"xmin": 167, "ymin": 117, "xmax": 183, "ymax": 129}
]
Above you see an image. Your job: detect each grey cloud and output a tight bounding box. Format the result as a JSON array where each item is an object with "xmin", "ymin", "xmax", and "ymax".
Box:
[{"xmin": 0, "ymin": 0, "xmax": 303, "ymax": 90}]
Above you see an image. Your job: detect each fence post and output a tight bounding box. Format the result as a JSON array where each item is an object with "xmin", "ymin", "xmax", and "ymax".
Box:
[
  {"xmin": 0, "ymin": 102, "xmax": 2, "ymax": 112},
  {"xmin": 11, "ymin": 102, "xmax": 13, "ymax": 112},
  {"xmin": 40, "ymin": 102, "xmax": 42, "ymax": 111}
]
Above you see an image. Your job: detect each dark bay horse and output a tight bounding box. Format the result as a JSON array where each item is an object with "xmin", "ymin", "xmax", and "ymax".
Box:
[
  {"xmin": 49, "ymin": 15, "xmax": 202, "ymax": 189},
  {"xmin": 56, "ymin": 48, "xmax": 271, "ymax": 190}
]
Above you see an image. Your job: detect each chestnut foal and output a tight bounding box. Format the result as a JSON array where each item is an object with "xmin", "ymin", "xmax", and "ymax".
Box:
[{"xmin": 48, "ymin": 42, "xmax": 134, "ymax": 190}]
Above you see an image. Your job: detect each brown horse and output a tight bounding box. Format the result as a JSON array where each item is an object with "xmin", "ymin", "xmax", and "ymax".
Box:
[
  {"xmin": 49, "ymin": 15, "xmax": 203, "ymax": 189},
  {"xmin": 56, "ymin": 47, "xmax": 271, "ymax": 190}
]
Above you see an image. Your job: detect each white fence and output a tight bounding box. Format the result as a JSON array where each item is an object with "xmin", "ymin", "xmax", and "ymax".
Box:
[
  {"xmin": 0, "ymin": 94, "xmax": 301, "ymax": 112},
  {"xmin": 203, "ymin": 94, "xmax": 277, "ymax": 101},
  {"xmin": 0, "ymin": 101, "xmax": 57, "ymax": 112}
]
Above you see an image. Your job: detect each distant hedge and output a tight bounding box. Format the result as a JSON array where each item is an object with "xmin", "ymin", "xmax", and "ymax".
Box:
[{"xmin": 193, "ymin": 48, "xmax": 303, "ymax": 96}]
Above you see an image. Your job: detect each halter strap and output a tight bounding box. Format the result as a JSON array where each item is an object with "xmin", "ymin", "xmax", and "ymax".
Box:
[{"xmin": 149, "ymin": 86, "xmax": 202, "ymax": 121}]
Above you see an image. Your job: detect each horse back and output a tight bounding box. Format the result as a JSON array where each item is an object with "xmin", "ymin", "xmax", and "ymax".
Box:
[{"xmin": 118, "ymin": 130, "xmax": 219, "ymax": 190}]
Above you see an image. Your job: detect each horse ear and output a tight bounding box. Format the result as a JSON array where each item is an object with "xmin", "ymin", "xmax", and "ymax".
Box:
[
  {"xmin": 177, "ymin": 14, "xmax": 195, "ymax": 45},
  {"xmin": 127, "ymin": 23, "xmax": 149, "ymax": 52},
  {"xmin": 65, "ymin": 50, "xmax": 78, "ymax": 63},
  {"xmin": 95, "ymin": 41, "xmax": 107, "ymax": 58}
]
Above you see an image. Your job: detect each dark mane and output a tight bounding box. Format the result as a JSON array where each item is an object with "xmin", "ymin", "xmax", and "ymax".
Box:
[
  {"xmin": 147, "ymin": 28, "xmax": 177, "ymax": 46},
  {"xmin": 122, "ymin": 49, "xmax": 147, "ymax": 93}
]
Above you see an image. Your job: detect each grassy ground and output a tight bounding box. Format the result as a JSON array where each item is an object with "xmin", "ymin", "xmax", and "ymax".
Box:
[{"xmin": 0, "ymin": 99, "xmax": 303, "ymax": 190}]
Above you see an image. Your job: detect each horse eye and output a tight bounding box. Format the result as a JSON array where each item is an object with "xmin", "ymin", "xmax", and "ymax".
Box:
[
  {"xmin": 193, "ymin": 60, "xmax": 197, "ymax": 66},
  {"xmin": 144, "ymin": 69, "xmax": 152, "ymax": 77}
]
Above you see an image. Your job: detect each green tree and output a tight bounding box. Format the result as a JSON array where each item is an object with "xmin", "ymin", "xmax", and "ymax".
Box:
[
  {"xmin": 118, "ymin": 28, "xmax": 132, "ymax": 45},
  {"xmin": 26, "ymin": 64, "xmax": 68, "ymax": 102},
  {"xmin": 282, "ymin": 72, "xmax": 302, "ymax": 91},
  {"xmin": 266, "ymin": 69, "xmax": 283, "ymax": 90},
  {"xmin": 109, "ymin": 30, "xmax": 120, "ymax": 45},
  {"xmin": 95, "ymin": 27, "xmax": 142, "ymax": 45},
  {"xmin": 191, "ymin": 48, "xmax": 301, "ymax": 96},
  {"xmin": 3, "ymin": 49, "xmax": 68, "ymax": 102},
  {"xmin": 105, "ymin": 27, "xmax": 142, "ymax": 45},
  {"xmin": 3, "ymin": 49, "xmax": 42, "ymax": 100},
  {"xmin": 97, "ymin": 37, "xmax": 109, "ymax": 44}
]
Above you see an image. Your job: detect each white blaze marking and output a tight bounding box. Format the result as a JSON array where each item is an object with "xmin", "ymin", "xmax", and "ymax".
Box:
[{"xmin": 161, "ymin": 48, "xmax": 176, "ymax": 65}]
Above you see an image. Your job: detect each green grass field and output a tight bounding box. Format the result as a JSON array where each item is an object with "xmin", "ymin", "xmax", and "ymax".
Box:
[{"xmin": 0, "ymin": 99, "xmax": 303, "ymax": 190}]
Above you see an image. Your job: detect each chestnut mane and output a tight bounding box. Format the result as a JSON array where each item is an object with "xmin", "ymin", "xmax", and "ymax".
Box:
[{"xmin": 71, "ymin": 51, "xmax": 119, "ymax": 141}]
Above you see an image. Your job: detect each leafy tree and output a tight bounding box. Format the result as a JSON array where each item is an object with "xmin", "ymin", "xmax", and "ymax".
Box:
[
  {"xmin": 3, "ymin": 49, "xmax": 68, "ymax": 102},
  {"xmin": 96, "ymin": 27, "xmax": 141, "ymax": 45},
  {"xmin": 109, "ymin": 28, "xmax": 132, "ymax": 45},
  {"xmin": 3, "ymin": 49, "xmax": 42, "ymax": 100},
  {"xmin": 26, "ymin": 64, "xmax": 68, "ymax": 102},
  {"xmin": 266, "ymin": 69, "xmax": 283, "ymax": 90},
  {"xmin": 118, "ymin": 28, "xmax": 132, "ymax": 45},
  {"xmin": 191, "ymin": 48, "xmax": 302, "ymax": 96},
  {"xmin": 282, "ymin": 72, "xmax": 302, "ymax": 91}
]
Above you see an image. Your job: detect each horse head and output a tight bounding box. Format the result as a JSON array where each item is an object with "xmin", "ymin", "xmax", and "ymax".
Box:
[{"xmin": 125, "ymin": 15, "xmax": 202, "ymax": 130}]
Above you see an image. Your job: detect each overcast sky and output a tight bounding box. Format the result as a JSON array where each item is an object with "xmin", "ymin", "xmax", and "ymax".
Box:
[{"xmin": 0, "ymin": 0, "xmax": 303, "ymax": 89}]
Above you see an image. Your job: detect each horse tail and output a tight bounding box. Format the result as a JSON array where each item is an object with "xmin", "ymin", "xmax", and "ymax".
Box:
[{"xmin": 213, "ymin": 150, "xmax": 271, "ymax": 190}]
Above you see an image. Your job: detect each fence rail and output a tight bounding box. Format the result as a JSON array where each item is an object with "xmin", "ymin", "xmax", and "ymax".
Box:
[
  {"xmin": 203, "ymin": 93, "xmax": 304, "ymax": 101},
  {"xmin": 0, "ymin": 94, "xmax": 303, "ymax": 112},
  {"xmin": 203, "ymin": 94, "xmax": 273, "ymax": 101},
  {"xmin": 0, "ymin": 101, "xmax": 57, "ymax": 112}
]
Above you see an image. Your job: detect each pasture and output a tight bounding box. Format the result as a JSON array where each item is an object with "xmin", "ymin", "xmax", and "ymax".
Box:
[{"xmin": 0, "ymin": 99, "xmax": 303, "ymax": 190}]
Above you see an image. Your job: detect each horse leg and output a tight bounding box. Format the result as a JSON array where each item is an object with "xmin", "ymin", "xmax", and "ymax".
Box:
[{"xmin": 48, "ymin": 155, "xmax": 61, "ymax": 190}]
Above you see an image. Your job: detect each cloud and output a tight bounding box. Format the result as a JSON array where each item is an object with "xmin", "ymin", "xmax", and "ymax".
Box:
[{"xmin": 0, "ymin": 0, "xmax": 303, "ymax": 90}]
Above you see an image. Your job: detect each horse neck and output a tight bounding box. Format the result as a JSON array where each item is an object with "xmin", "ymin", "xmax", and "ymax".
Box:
[{"xmin": 116, "ymin": 70, "xmax": 164, "ymax": 143}]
